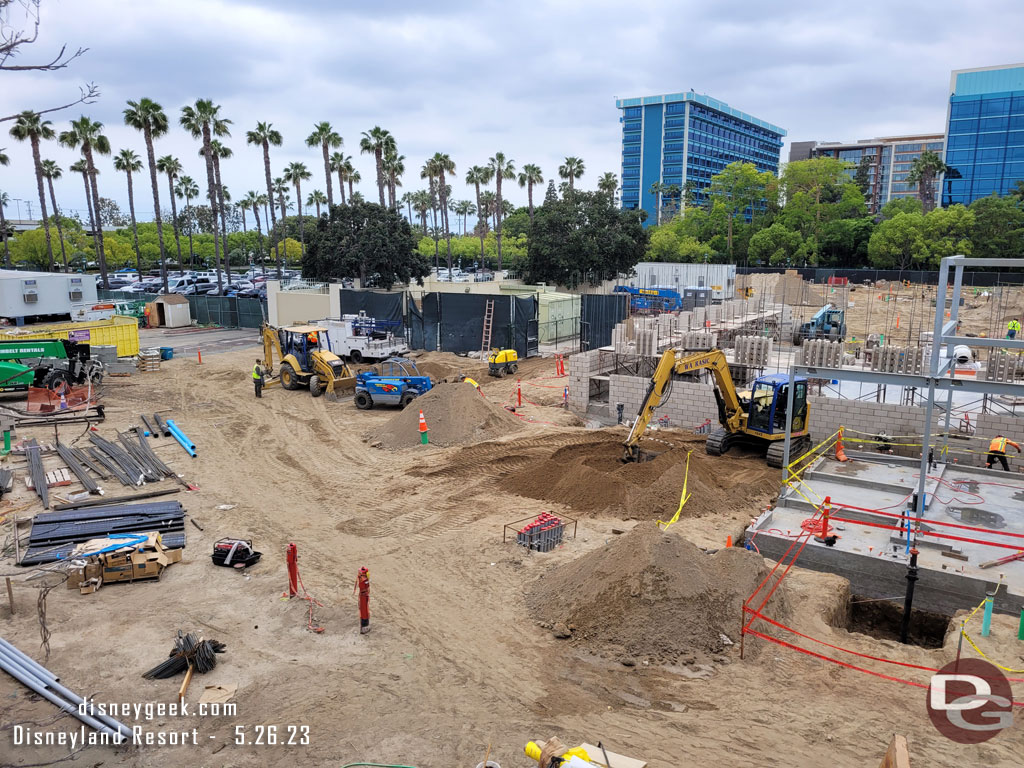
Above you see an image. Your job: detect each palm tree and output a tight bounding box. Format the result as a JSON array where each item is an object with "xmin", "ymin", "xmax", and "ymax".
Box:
[
  {"xmin": 452, "ymin": 200, "xmax": 476, "ymax": 235},
  {"xmin": 479, "ymin": 191, "xmax": 497, "ymax": 235},
  {"xmin": 347, "ymin": 168, "xmax": 361, "ymax": 201},
  {"xmin": 113, "ymin": 148, "xmax": 144, "ymax": 276},
  {"xmin": 517, "ymin": 163, "xmax": 543, "ymax": 224},
  {"xmin": 0, "ymin": 187, "xmax": 11, "ymax": 268},
  {"xmin": 559, "ymin": 156, "xmax": 585, "ymax": 192},
  {"xmin": 649, "ymin": 181, "xmax": 666, "ymax": 225},
  {"xmin": 330, "ymin": 151, "xmax": 350, "ymax": 204},
  {"xmin": 242, "ymin": 191, "xmax": 268, "ymax": 274},
  {"xmin": 305, "ymin": 122, "xmax": 342, "ymax": 208},
  {"xmin": 156, "ymin": 155, "xmax": 184, "ymax": 269},
  {"xmin": 383, "ymin": 147, "xmax": 405, "ymax": 209},
  {"xmin": 272, "ymin": 176, "xmax": 290, "ymax": 263},
  {"xmin": 124, "ymin": 98, "xmax": 170, "ymax": 291},
  {"xmin": 58, "ymin": 116, "xmax": 110, "ymax": 285},
  {"xmin": 39, "ymin": 159, "xmax": 68, "ymax": 270},
  {"xmin": 205, "ymin": 139, "xmax": 235, "ymax": 284},
  {"xmin": 420, "ymin": 158, "xmax": 440, "ymax": 268},
  {"xmin": 359, "ymin": 126, "xmax": 394, "ymax": 206},
  {"xmin": 411, "ymin": 190, "xmax": 431, "ymax": 234},
  {"xmin": 429, "ymin": 153, "xmax": 456, "ymax": 271},
  {"xmin": 307, "ymin": 189, "xmax": 327, "ymax": 218},
  {"xmin": 465, "ymin": 165, "xmax": 493, "ymax": 264},
  {"xmin": 70, "ymin": 159, "xmax": 97, "ymax": 271},
  {"xmin": 597, "ymin": 171, "xmax": 618, "ymax": 200},
  {"xmin": 246, "ymin": 121, "xmax": 283, "ymax": 278},
  {"xmin": 283, "ymin": 161, "xmax": 312, "ymax": 256},
  {"xmin": 487, "ymin": 152, "xmax": 515, "ymax": 270},
  {"xmin": 181, "ymin": 100, "xmax": 231, "ymax": 291},
  {"xmin": 906, "ymin": 150, "xmax": 948, "ymax": 213},
  {"xmin": 174, "ymin": 175, "xmax": 199, "ymax": 268},
  {"xmin": 10, "ymin": 111, "xmax": 56, "ymax": 271}
]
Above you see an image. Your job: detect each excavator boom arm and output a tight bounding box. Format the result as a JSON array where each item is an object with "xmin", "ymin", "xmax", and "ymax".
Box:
[{"xmin": 623, "ymin": 348, "xmax": 743, "ymax": 461}]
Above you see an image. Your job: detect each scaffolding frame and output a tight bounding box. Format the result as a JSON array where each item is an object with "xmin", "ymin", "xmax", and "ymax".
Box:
[{"xmin": 781, "ymin": 255, "xmax": 1024, "ymax": 519}]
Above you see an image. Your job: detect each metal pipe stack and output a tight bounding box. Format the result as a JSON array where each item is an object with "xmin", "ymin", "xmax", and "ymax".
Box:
[{"xmin": 0, "ymin": 637, "xmax": 132, "ymax": 743}]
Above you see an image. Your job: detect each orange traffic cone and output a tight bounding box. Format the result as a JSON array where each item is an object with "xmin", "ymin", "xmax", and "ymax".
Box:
[
  {"xmin": 418, "ymin": 410, "xmax": 429, "ymax": 445},
  {"xmin": 835, "ymin": 427, "xmax": 848, "ymax": 462}
]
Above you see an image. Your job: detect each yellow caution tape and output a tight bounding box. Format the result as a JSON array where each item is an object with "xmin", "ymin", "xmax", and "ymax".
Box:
[
  {"xmin": 957, "ymin": 592, "xmax": 1024, "ymax": 673},
  {"xmin": 658, "ymin": 451, "xmax": 692, "ymax": 531}
]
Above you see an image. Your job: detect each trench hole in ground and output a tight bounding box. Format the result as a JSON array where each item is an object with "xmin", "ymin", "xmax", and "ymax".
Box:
[{"xmin": 845, "ymin": 596, "xmax": 950, "ymax": 649}]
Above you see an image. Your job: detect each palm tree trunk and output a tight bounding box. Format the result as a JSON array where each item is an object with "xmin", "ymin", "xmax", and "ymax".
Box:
[
  {"xmin": 439, "ymin": 172, "xmax": 452, "ymax": 273},
  {"xmin": 213, "ymin": 154, "xmax": 231, "ymax": 286},
  {"xmin": 124, "ymin": 171, "xmax": 142, "ymax": 277},
  {"xmin": 79, "ymin": 169, "xmax": 98, "ymax": 276},
  {"xmin": 375, "ymin": 149, "xmax": 385, "ymax": 206},
  {"xmin": 84, "ymin": 146, "xmax": 108, "ymax": 287},
  {"xmin": 166, "ymin": 173, "xmax": 184, "ymax": 269},
  {"xmin": 527, "ymin": 181, "xmax": 534, "ymax": 225},
  {"xmin": 261, "ymin": 140, "xmax": 281, "ymax": 280},
  {"xmin": 406, "ymin": 198, "xmax": 412, "ymax": 223},
  {"xmin": 337, "ymin": 169, "xmax": 346, "ymax": 205},
  {"xmin": 495, "ymin": 175, "xmax": 503, "ymax": 271},
  {"xmin": 278, "ymin": 195, "xmax": 287, "ymax": 264},
  {"xmin": 474, "ymin": 182, "xmax": 485, "ymax": 265},
  {"xmin": 143, "ymin": 127, "xmax": 169, "ymax": 293},
  {"xmin": 0, "ymin": 202, "xmax": 10, "ymax": 268},
  {"xmin": 29, "ymin": 137, "xmax": 54, "ymax": 271},
  {"xmin": 253, "ymin": 205, "xmax": 265, "ymax": 276},
  {"xmin": 185, "ymin": 197, "xmax": 195, "ymax": 268},
  {"xmin": 348, "ymin": 177, "xmax": 354, "ymax": 201},
  {"xmin": 200, "ymin": 129, "xmax": 222, "ymax": 293},
  {"xmin": 294, "ymin": 181, "xmax": 305, "ymax": 257},
  {"xmin": 45, "ymin": 177, "xmax": 67, "ymax": 270},
  {"xmin": 322, "ymin": 142, "xmax": 333, "ymax": 208}
]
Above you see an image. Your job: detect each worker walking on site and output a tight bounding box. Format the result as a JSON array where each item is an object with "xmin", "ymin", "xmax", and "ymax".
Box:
[
  {"xmin": 986, "ymin": 434, "xmax": 1021, "ymax": 471},
  {"xmin": 354, "ymin": 566, "xmax": 371, "ymax": 634},
  {"xmin": 1008, "ymin": 319, "xmax": 1021, "ymax": 339},
  {"xmin": 252, "ymin": 359, "xmax": 264, "ymax": 398}
]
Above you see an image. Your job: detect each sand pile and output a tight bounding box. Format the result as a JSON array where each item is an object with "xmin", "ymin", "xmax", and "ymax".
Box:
[
  {"xmin": 528, "ymin": 522, "xmax": 785, "ymax": 661},
  {"xmin": 500, "ymin": 433, "xmax": 778, "ymax": 519},
  {"xmin": 369, "ymin": 382, "xmax": 523, "ymax": 449}
]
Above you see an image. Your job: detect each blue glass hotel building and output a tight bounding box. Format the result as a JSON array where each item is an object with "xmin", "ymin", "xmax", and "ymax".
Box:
[
  {"xmin": 943, "ymin": 63, "xmax": 1024, "ymax": 206},
  {"xmin": 615, "ymin": 91, "xmax": 786, "ymax": 224}
]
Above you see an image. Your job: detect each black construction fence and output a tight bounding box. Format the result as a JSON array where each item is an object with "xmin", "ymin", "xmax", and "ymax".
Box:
[
  {"xmin": 97, "ymin": 290, "xmax": 267, "ymax": 328},
  {"xmin": 406, "ymin": 292, "xmax": 539, "ymax": 358},
  {"xmin": 736, "ymin": 266, "xmax": 1024, "ymax": 287},
  {"xmin": 579, "ymin": 293, "xmax": 628, "ymax": 352}
]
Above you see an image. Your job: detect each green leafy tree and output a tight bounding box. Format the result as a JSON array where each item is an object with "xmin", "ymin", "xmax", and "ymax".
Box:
[
  {"xmin": 748, "ymin": 222, "xmax": 805, "ymax": 266},
  {"xmin": 39, "ymin": 159, "xmax": 67, "ymax": 269},
  {"xmin": 58, "ymin": 116, "xmax": 110, "ymax": 283},
  {"xmin": 818, "ymin": 217, "xmax": 874, "ymax": 266},
  {"xmin": 303, "ymin": 199, "xmax": 429, "ymax": 288},
  {"xmin": 707, "ymin": 161, "xmax": 775, "ymax": 262},
  {"xmin": 305, "ymin": 121, "xmax": 342, "ymax": 208},
  {"xmin": 853, "ymin": 156, "xmax": 872, "ymax": 199},
  {"xmin": 124, "ymin": 98, "xmax": 170, "ymax": 290},
  {"xmin": 645, "ymin": 222, "xmax": 706, "ymax": 263},
  {"xmin": 968, "ymin": 195, "xmax": 1024, "ymax": 260},
  {"xmin": 558, "ymin": 156, "xmax": 585, "ymax": 192},
  {"xmin": 181, "ymin": 99, "xmax": 231, "ymax": 290},
  {"xmin": 868, "ymin": 212, "xmax": 929, "ymax": 269},
  {"xmin": 906, "ymin": 150, "xmax": 947, "ymax": 213},
  {"xmin": 156, "ymin": 155, "xmax": 184, "ymax": 267},
  {"xmin": 10, "ymin": 110, "xmax": 56, "ymax": 270},
  {"xmin": 924, "ymin": 204, "xmax": 975, "ymax": 262},
  {"xmin": 487, "ymin": 152, "xmax": 515, "ymax": 270},
  {"xmin": 359, "ymin": 126, "xmax": 394, "ymax": 207},
  {"xmin": 880, "ymin": 197, "xmax": 923, "ymax": 219},
  {"xmin": 526, "ymin": 191, "xmax": 648, "ymax": 287},
  {"xmin": 517, "ymin": 163, "xmax": 543, "ymax": 224},
  {"xmin": 113, "ymin": 148, "xmax": 144, "ymax": 275},
  {"xmin": 246, "ymin": 121, "xmax": 284, "ymax": 277}
]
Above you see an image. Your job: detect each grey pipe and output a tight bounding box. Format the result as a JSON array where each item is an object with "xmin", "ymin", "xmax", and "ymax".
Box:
[
  {"xmin": 0, "ymin": 648, "xmax": 132, "ymax": 740},
  {"xmin": 0, "ymin": 654, "xmax": 128, "ymax": 742},
  {"xmin": 0, "ymin": 636, "xmax": 57, "ymax": 681}
]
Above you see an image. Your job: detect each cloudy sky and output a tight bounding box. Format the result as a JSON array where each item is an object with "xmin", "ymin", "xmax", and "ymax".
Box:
[{"xmin": 2, "ymin": 0, "xmax": 1023, "ymax": 222}]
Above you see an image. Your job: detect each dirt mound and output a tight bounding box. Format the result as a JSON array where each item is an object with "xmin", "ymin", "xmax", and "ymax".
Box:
[
  {"xmin": 528, "ymin": 522, "xmax": 785, "ymax": 661},
  {"xmin": 369, "ymin": 382, "xmax": 523, "ymax": 449},
  {"xmin": 499, "ymin": 431, "xmax": 778, "ymax": 519}
]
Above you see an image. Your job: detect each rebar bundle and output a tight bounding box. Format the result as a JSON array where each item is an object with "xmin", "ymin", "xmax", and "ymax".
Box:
[{"xmin": 142, "ymin": 631, "xmax": 226, "ymax": 680}]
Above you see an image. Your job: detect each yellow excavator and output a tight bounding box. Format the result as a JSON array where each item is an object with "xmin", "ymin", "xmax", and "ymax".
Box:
[
  {"xmin": 622, "ymin": 348, "xmax": 811, "ymax": 467},
  {"xmin": 259, "ymin": 324, "xmax": 355, "ymax": 400}
]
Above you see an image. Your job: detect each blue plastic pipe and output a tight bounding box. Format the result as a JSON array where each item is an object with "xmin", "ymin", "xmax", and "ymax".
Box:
[
  {"xmin": 982, "ymin": 595, "xmax": 994, "ymax": 637},
  {"xmin": 166, "ymin": 419, "xmax": 196, "ymax": 452}
]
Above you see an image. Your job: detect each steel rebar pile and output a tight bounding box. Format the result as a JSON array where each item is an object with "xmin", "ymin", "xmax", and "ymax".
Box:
[
  {"xmin": 68, "ymin": 443, "xmax": 108, "ymax": 478},
  {"xmin": 25, "ymin": 438, "xmax": 49, "ymax": 509},
  {"xmin": 89, "ymin": 433, "xmax": 154, "ymax": 485},
  {"xmin": 142, "ymin": 631, "xmax": 226, "ymax": 679},
  {"xmin": 55, "ymin": 441, "xmax": 101, "ymax": 494},
  {"xmin": 86, "ymin": 446, "xmax": 134, "ymax": 486},
  {"xmin": 0, "ymin": 637, "xmax": 132, "ymax": 743}
]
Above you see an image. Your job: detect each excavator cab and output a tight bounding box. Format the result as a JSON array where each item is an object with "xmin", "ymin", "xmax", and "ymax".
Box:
[{"xmin": 745, "ymin": 375, "xmax": 808, "ymax": 437}]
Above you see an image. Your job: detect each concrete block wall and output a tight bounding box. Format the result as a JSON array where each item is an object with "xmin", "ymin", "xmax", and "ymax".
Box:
[
  {"xmin": 610, "ymin": 376, "xmax": 718, "ymax": 431},
  {"xmin": 974, "ymin": 413, "xmax": 1024, "ymax": 469},
  {"xmin": 807, "ymin": 396, "xmax": 947, "ymax": 460},
  {"xmin": 567, "ymin": 349, "xmax": 615, "ymax": 412}
]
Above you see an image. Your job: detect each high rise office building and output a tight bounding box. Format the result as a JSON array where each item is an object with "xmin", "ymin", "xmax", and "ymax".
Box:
[
  {"xmin": 616, "ymin": 91, "xmax": 785, "ymax": 225},
  {"xmin": 943, "ymin": 63, "xmax": 1024, "ymax": 206}
]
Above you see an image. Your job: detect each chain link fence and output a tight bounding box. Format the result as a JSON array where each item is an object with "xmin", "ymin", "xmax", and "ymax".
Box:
[{"xmin": 96, "ymin": 290, "xmax": 267, "ymax": 328}]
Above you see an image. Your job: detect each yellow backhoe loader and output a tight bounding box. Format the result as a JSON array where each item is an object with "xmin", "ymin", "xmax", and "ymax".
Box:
[
  {"xmin": 622, "ymin": 348, "xmax": 811, "ymax": 467},
  {"xmin": 259, "ymin": 324, "xmax": 355, "ymax": 400}
]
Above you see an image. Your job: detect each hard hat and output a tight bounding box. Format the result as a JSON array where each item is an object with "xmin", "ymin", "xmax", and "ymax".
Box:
[{"xmin": 359, "ymin": 566, "xmax": 369, "ymax": 575}]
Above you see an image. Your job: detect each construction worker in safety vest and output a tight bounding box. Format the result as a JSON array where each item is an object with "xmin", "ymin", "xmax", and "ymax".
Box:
[
  {"xmin": 1008, "ymin": 319, "xmax": 1021, "ymax": 339},
  {"xmin": 354, "ymin": 566, "xmax": 370, "ymax": 634},
  {"xmin": 307, "ymin": 332, "xmax": 319, "ymax": 346},
  {"xmin": 986, "ymin": 434, "xmax": 1021, "ymax": 471},
  {"xmin": 252, "ymin": 359, "xmax": 264, "ymax": 398}
]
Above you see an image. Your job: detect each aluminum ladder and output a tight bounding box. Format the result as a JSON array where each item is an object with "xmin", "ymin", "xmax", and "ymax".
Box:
[{"xmin": 481, "ymin": 299, "xmax": 495, "ymax": 358}]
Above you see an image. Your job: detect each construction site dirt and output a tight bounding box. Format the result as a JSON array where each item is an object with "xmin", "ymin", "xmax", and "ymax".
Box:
[{"xmin": 1, "ymin": 344, "xmax": 1023, "ymax": 767}]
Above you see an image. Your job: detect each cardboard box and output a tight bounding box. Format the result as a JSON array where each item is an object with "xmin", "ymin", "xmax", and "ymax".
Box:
[{"xmin": 67, "ymin": 532, "xmax": 182, "ymax": 594}]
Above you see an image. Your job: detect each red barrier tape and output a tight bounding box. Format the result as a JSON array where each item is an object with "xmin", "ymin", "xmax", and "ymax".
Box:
[
  {"xmin": 743, "ymin": 528, "xmax": 816, "ymax": 633},
  {"xmin": 832, "ymin": 500, "xmax": 1024, "ymax": 541},
  {"xmin": 827, "ymin": 513, "xmax": 1024, "ymax": 552}
]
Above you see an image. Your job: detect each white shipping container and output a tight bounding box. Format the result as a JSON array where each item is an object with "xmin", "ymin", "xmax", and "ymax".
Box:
[
  {"xmin": 0, "ymin": 270, "xmax": 99, "ymax": 321},
  {"xmin": 622, "ymin": 263, "xmax": 736, "ymax": 302}
]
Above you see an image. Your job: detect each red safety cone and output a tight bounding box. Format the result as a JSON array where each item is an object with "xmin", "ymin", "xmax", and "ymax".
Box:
[{"xmin": 418, "ymin": 410, "xmax": 429, "ymax": 445}]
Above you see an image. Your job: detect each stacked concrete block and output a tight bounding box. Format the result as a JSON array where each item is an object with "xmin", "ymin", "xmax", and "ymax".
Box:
[
  {"xmin": 610, "ymin": 376, "xmax": 718, "ymax": 433},
  {"xmin": 734, "ymin": 335, "xmax": 773, "ymax": 367},
  {"xmin": 567, "ymin": 349, "xmax": 607, "ymax": 413},
  {"xmin": 871, "ymin": 346, "xmax": 925, "ymax": 375},
  {"xmin": 984, "ymin": 351, "xmax": 1024, "ymax": 382},
  {"xmin": 680, "ymin": 331, "xmax": 716, "ymax": 350},
  {"xmin": 796, "ymin": 340, "xmax": 843, "ymax": 368}
]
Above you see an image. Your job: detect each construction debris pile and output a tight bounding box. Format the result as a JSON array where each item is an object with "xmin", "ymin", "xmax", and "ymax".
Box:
[
  {"xmin": 500, "ymin": 432, "xmax": 779, "ymax": 519},
  {"xmin": 528, "ymin": 522, "xmax": 787, "ymax": 662},
  {"xmin": 143, "ymin": 631, "xmax": 226, "ymax": 679},
  {"xmin": 368, "ymin": 381, "xmax": 522, "ymax": 449}
]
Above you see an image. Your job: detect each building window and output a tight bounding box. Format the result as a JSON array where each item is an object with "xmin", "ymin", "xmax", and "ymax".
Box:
[
  {"xmin": 624, "ymin": 107, "xmax": 642, "ymax": 118},
  {"xmin": 981, "ymin": 98, "xmax": 1010, "ymax": 116},
  {"xmin": 951, "ymin": 101, "xmax": 980, "ymax": 119}
]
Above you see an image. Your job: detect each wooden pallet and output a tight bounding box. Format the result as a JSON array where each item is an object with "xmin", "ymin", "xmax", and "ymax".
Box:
[{"xmin": 25, "ymin": 467, "xmax": 73, "ymax": 489}]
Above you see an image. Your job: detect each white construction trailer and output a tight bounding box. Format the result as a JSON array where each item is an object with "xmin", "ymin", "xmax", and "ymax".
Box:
[
  {"xmin": 0, "ymin": 270, "xmax": 98, "ymax": 323},
  {"xmin": 621, "ymin": 263, "xmax": 737, "ymax": 302}
]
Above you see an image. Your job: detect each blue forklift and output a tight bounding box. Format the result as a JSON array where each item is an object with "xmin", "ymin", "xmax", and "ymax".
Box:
[{"xmin": 794, "ymin": 304, "xmax": 846, "ymax": 346}]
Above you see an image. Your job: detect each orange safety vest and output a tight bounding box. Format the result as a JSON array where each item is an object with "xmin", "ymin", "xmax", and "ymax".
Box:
[{"xmin": 989, "ymin": 436, "xmax": 1020, "ymax": 453}]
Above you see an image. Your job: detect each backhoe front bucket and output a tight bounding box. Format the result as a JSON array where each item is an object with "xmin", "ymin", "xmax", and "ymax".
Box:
[{"xmin": 326, "ymin": 376, "xmax": 356, "ymax": 401}]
